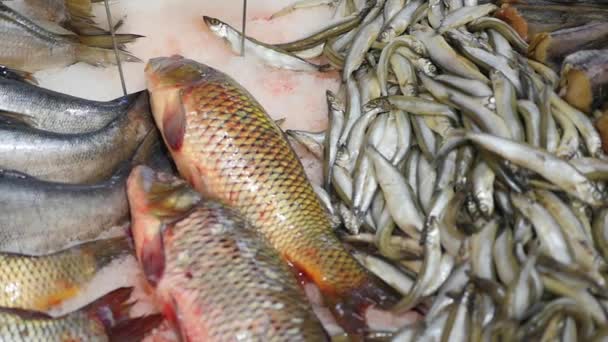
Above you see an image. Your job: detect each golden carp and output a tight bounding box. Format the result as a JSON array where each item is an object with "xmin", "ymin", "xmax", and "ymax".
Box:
[
  {"xmin": 127, "ymin": 165, "xmax": 327, "ymax": 341},
  {"xmin": 0, "ymin": 237, "xmax": 130, "ymax": 311}
]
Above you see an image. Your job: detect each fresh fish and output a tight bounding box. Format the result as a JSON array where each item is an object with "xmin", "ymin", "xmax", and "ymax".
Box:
[
  {"xmin": 145, "ymin": 55, "xmax": 395, "ymax": 333},
  {"xmin": 323, "ymin": 90, "xmax": 345, "ymax": 190},
  {"xmin": 0, "ymin": 3, "xmax": 139, "ymax": 72},
  {"xmin": 437, "ymin": 3, "xmax": 497, "ymax": 33},
  {"xmin": 270, "ymin": 0, "xmax": 340, "ymax": 20},
  {"xmin": 126, "ymin": 166, "xmax": 327, "ymax": 341},
  {"xmin": 274, "ymin": 5, "xmax": 369, "ymax": 51},
  {"xmin": 0, "ymin": 237, "xmax": 130, "ymax": 311},
  {"xmin": 378, "ymin": 0, "xmax": 425, "ymax": 42},
  {"xmin": 0, "ymin": 92, "xmax": 154, "ymax": 184},
  {"xmin": 0, "ymin": 167, "xmax": 129, "ymax": 254},
  {"xmin": 0, "ymin": 287, "xmax": 162, "ymax": 342},
  {"xmin": 0, "ymin": 78, "xmax": 141, "ymax": 134},
  {"xmin": 203, "ymin": 16, "xmax": 329, "ymax": 72},
  {"xmin": 0, "ymin": 130, "xmax": 159, "ymax": 254},
  {"xmin": 441, "ymin": 131, "xmax": 604, "ymax": 206},
  {"xmin": 411, "ymin": 25, "xmax": 488, "ymax": 82},
  {"xmin": 5, "ymin": 0, "xmax": 137, "ymax": 37}
]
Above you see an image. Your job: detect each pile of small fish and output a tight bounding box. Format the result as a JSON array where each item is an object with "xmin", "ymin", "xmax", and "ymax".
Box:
[
  {"xmin": 205, "ymin": 0, "xmax": 608, "ymax": 340},
  {"xmin": 0, "ymin": 0, "xmax": 142, "ymax": 72}
]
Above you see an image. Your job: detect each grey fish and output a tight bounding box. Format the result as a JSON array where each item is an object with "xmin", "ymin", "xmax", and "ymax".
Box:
[
  {"xmin": 0, "ymin": 92, "xmax": 155, "ymax": 184},
  {"xmin": 0, "ymin": 3, "xmax": 139, "ymax": 72},
  {"xmin": 0, "ymin": 78, "xmax": 141, "ymax": 134}
]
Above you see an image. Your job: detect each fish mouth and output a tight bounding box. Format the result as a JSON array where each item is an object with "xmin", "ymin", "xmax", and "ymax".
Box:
[
  {"xmin": 202, "ymin": 15, "xmax": 223, "ymax": 30},
  {"xmin": 129, "ymin": 165, "xmax": 202, "ymax": 220},
  {"xmin": 145, "ymin": 55, "xmax": 208, "ymax": 91}
]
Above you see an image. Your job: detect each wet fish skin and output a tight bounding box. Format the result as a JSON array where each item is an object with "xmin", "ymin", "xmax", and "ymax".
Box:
[
  {"xmin": 0, "ymin": 167, "xmax": 128, "ymax": 255},
  {"xmin": 0, "ymin": 78, "xmax": 141, "ymax": 134},
  {"xmin": 0, "ymin": 91, "xmax": 155, "ymax": 184},
  {"xmin": 0, "ymin": 236, "xmax": 130, "ymax": 311},
  {"xmin": 126, "ymin": 166, "xmax": 327, "ymax": 342},
  {"xmin": 145, "ymin": 55, "xmax": 395, "ymax": 334},
  {"xmin": 0, "ymin": 287, "xmax": 162, "ymax": 342}
]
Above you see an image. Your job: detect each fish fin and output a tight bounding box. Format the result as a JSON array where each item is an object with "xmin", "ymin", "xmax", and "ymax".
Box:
[
  {"xmin": 36, "ymin": 282, "xmax": 81, "ymax": 310},
  {"xmin": 0, "ymin": 111, "xmax": 37, "ymax": 128},
  {"xmin": 75, "ymin": 45, "xmax": 142, "ymax": 67},
  {"xmin": 131, "ymin": 129, "xmax": 161, "ymax": 166},
  {"xmin": 329, "ymin": 279, "xmax": 399, "ymax": 334},
  {"xmin": 274, "ymin": 117, "xmax": 286, "ymax": 128},
  {"xmin": 76, "ymin": 33, "xmax": 145, "ymax": 49},
  {"xmin": 161, "ymin": 91, "xmax": 187, "ymax": 151},
  {"xmin": 140, "ymin": 223, "xmax": 166, "ymax": 287},
  {"xmin": 83, "ymin": 287, "xmax": 162, "ymax": 340},
  {"xmin": 107, "ymin": 315, "xmax": 164, "ymax": 342},
  {"xmin": 78, "ymin": 236, "xmax": 132, "ymax": 270}
]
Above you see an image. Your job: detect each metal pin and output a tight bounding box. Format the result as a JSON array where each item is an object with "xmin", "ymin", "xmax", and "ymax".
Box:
[
  {"xmin": 240, "ymin": 0, "xmax": 247, "ymax": 56},
  {"xmin": 103, "ymin": 0, "xmax": 128, "ymax": 96}
]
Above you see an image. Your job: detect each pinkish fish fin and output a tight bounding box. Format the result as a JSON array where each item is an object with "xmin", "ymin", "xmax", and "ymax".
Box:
[
  {"xmin": 81, "ymin": 286, "xmax": 163, "ymax": 342},
  {"xmin": 162, "ymin": 91, "xmax": 186, "ymax": 151},
  {"xmin": 141, "ymin": 223, "xmax": 167, "ymax": 286}
]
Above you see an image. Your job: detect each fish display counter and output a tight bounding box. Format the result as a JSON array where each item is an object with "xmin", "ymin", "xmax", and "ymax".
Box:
[{"xmin": 0, "ymin": 0, "xmax": 607, "ymax": 341}]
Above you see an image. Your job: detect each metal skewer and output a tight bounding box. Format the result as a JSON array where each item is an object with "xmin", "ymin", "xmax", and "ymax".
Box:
[
  {"xmin": 241, "ymin": 0, "xmax": 247, "ymax": 56},
  {"xmin": 103, "ymin": 0, "xmax": 127, "ymax": 96}
]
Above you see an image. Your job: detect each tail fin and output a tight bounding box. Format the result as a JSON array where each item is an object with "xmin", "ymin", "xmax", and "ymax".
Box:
[
  {"xmin": 78, "ymin": 236, "xmax": 133, "ymax": 270},
  {"xmin": 84, "ymin": 287, "xmax": 163, "ymax": 342},
  {"xmin": 75, "ymin": 45, "xmax": 142, "ymax": 67},
  {"xmin": 76, "ymin": 34, "xmax": 145, "ymax": 49}
]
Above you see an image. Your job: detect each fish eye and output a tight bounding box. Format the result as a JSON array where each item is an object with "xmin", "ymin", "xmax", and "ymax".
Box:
[{"xmin": 210, "ymin": 18, "xmax": 220, "ymax": 25}]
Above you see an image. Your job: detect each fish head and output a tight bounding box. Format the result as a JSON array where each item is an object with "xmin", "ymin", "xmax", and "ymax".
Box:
[
  {"xmin": 145, "ymin": 56, "xmax": 214, "ymax": 152},
  {"xmin": 203, "ymin": 16, "xmax": 229, "ymax": 38},
  {"xmin": 126, "ymin": 165, "xmax": 202, "ymax": 286},
  {"xmin": 145, "ymin": 55, "xmax": 208, "ymax": 92}
]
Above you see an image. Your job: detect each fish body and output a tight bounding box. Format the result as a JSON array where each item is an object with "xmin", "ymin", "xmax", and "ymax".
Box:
[
  {"xmin": 0, "ymin": 287, "xmax": 162, "ymax": 341},
  {"xmin": 0, "ymin": 92, "xmax": 155, "ymax": 184},
  {"xmin": 145, "ymin": 55, "xmax": 394, "ymax": 333},
  {"xmin": 0, "ymin": 3, "xmax": 139, "ymax": 72},
  {"xmin": 127, "ymin": 166, "xmax": 327, "ymax": 341},
  {"xmin": 0, "ymin": 237, "xmax": 130, "ymax": 311},
  {"xmin": 0, "ymin": 168, "xmax": 129, "ymax": 254},
  {"xmin": 0, "ymin": 78, "xmax": 141, "ymax": 134},
  {"xmin": 204, "ymin": 16, "xmax": 327, "ymax": 72}
]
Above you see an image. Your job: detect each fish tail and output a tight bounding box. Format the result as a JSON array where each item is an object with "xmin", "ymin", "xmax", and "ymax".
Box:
[
  {"xmin": 79, "ymin": 237, "xmax": 133, "ymax": 270},
  {"xmin": 75, "ymin": 45, "xmax": 142, "ymax": 67},
  {"xmin": 84, "ymin": 287, "xmax": 163, "ymax": 341},
  {"xmin": 77, "ymin": 33, "xmax": 145, "ymax": 49}
]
